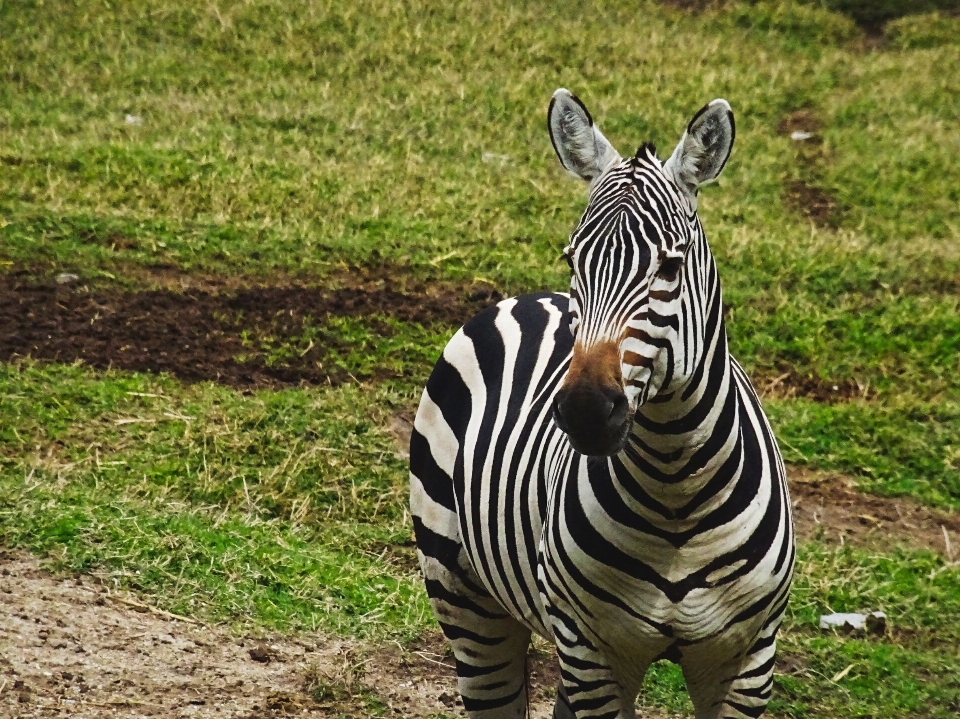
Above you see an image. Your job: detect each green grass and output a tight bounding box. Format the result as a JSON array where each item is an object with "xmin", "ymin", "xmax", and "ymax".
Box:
[
  {"xmin": 773, "ymin": 637, "xmax": 960, "ymax": 718},
  {"xmin": 0, "ymin": 362, "xmax": 414, "ymax": 524},
  {"xmin": 4, "ymin": 487, "xmax": 429, "ymax": 636},
  {"xmin": 773, "ymin": 544, "xmax": 960, "ymax": 717},
  {"xmin": 0, "ymin": 361, "xmax": 430, "ymax": 637},
  {"xmin": 769, "ymin": 399, "xmax": 960, "ymax": 509},
  {"xmin": 1, "ymin": 0, "xmax": 959, "ymax": 716}
]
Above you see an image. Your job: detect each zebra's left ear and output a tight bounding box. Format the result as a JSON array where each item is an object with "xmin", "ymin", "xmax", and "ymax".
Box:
[
  {"xmin": 548, "ymin": 88, "xmax": 621, "ymax": 183},
  {"xmin": 663, "ymin": 99, "xmax": 735, "ymax": 208}
]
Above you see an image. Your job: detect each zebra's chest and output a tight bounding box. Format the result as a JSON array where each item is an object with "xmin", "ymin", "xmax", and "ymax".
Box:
[{"xmin": 535, "ymin": 457, "xmax": 781, "ymax": 647}]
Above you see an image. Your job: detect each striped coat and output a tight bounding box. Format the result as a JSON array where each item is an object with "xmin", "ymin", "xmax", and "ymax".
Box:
[{"xmin": 411, "ymin": 90, "xmax": 794, "ymax": 719}]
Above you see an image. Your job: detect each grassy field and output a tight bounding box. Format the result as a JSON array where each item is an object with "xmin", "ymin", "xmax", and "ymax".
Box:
[{"xmin": 2, "ymin": 1, "xmax": 959, "ymax": 716}]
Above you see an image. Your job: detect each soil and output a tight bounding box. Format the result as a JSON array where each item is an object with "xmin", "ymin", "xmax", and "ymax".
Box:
[
  {"xmin": 777, "ymin": 108, "xmax": 841, "ymax": 229},
  {"xmin": 658, "ymin": 0, "xmax": 726, "ymax": 10},
  {"xmin": 789, "ymin": 467, "xmax": 960, "ymax": 556},
  {"xmin": 0, "ymin": 553, "xmax": 674, "ymax": 719},
  {"xmin": 755, "ymin": 368, "xmax": 866, "ymax": 403},
  {"xmin": 777, "ymin": 110, "xmax": 822, "ymax": 139},
  {"xmin": 0, "ymin": 272, "xmax": 502, "ymax": 390},
  {"xmin": 783, "ymin": 179, "xmax": 837, "ymax": 228}
]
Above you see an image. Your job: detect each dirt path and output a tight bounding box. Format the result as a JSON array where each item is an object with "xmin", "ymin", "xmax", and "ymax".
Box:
[
  {"xmin": 790, "ymin": 467, "xmax": 960, "ymax": 557},
  {"xmin": 0, "ymin": 271, "xmax": 501, "ymax": 390},
  {"xmin": 0, "ymin": 553, "xmax": 659, "ymax": 719},
  {"xmin": 2, "ymin": 475, "xmax": 956, "ymax": 718}
]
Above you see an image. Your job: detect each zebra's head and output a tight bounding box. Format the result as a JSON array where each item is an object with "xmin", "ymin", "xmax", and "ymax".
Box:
[{"xmin": 548, "ymin": 89, "xmax": 735, "ymax": 457}]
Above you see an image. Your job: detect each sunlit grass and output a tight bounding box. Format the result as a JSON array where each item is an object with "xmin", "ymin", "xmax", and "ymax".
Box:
[{"xmin": 0, "ymin": 361, "xmax": 429, "ymax": 636}]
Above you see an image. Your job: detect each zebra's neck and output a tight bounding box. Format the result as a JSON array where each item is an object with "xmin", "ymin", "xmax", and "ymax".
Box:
[{"xmin": 615, "ymin": 249, "xmax": 738, "ymax": 508}]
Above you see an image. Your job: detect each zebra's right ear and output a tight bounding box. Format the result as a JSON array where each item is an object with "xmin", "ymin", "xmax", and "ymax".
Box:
[
  {"xmin": 548, "ymin": 89, "xmax": 621, "ymax": 183},
  {"xmin": 663, "ymin": 99, "xmax": 735, "ymax": 208}
]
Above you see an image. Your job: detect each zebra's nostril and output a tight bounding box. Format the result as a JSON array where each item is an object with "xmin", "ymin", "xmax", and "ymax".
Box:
[
  {"xmin": 553, "ymin": 394, "xmax": 570, "ymax": 432},
  {"xmin": 553, "ymin": 384, "xmax": 628, "ymax": 449},
  {"xmin": 608, "ymin": 393, "xmax": 628, "ymax": 424}
]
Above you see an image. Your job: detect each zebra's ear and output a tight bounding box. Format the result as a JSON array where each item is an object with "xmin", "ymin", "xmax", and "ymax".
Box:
[
  {"xmin": 548, "ymin": 89, "xmax": 621, "ymax": 183},
  {"xmin": 663, "ymin": 99, "xmax": 735, "ymax": 206}
]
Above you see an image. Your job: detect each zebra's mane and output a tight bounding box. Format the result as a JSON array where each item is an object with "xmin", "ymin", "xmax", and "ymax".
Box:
[{"xmin": 634, "ymin": 142, "xmax": 659, "ymax": 162}]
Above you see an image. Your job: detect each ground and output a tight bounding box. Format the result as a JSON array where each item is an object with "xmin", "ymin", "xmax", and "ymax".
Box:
[{"xmin": 0, "ymin": 269, "xmax": 499, "ymax": 389}]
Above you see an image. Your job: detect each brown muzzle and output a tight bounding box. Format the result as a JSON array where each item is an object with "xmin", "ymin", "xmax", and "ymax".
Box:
[{"xmin": 553, "ymin": 341, "xmax": 630, "ymax": 456}]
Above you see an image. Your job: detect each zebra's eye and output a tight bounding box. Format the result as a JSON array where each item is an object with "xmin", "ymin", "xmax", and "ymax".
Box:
[{"xmin": 657, "ymin": 255, "xmax": 683, "ymax": 282}]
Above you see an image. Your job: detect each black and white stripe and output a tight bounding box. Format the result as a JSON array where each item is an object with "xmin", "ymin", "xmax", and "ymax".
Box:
[{"xmin": 411, "ymin": 90, "xmax": 793, "ymax": 719}]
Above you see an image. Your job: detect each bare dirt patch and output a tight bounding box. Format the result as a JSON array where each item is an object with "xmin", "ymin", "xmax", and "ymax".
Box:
[
  {"xmin": 777, "ymin": 109, "xmax": 822, "ymax": 140},
  {"xmin": 0, "ymin": 551, "xmax": 329, "ymax": 718},
  {"xmin": 0, "ymin": 553, "xmax": 678, "ymax": 718},
  {"xmin": 0, "ymin": 272, "xmax": 502, "ymax": 390},
  {"xmin": 783, "ymin": 179, "xmax": 838, "ymax": 228},
  {"xmin": 789, "ymin": 468, "xmax": 960, "ymax": 556},
  {"xmin": 657, "ymin": 0, "xmax": 727, "ymax": 11},
  {"xmin": 386, "ymin": 412, "xmax": 415, "ymax": 459},
  {"xmin": 756, "ymin": 368, "xmax": 867, "ymax": 403},
  {"xmin": 777, "ymin": 109, "xmax": 842, "ymax": 228}
]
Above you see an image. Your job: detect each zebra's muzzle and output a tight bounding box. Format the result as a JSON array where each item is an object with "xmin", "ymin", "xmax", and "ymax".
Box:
[{"xmin": 552, "ymin": 383, "xmax": 631, "ymax": 457}]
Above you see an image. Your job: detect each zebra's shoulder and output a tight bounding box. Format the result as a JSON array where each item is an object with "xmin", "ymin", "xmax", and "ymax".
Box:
[
  {"xmin": 459, "ymin": 291, "xmax": 571, "ymax": 334},
  {"xmin": 437, "ymin": 292, "xmax": 573, "ymax": 384}
]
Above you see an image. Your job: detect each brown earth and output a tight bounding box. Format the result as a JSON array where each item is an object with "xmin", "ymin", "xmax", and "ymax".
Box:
[
  {"xmin": 755, "ymin": 368, "xmax": 867, "ymax": 403},
  {"xmin": 658, "ymin": 0, "xmax": 727, "ymax": 10},
  {"xmin": 789, "ymin": 467, "xmax": 960, "ymax": 556},
  {"xmin": 777, "ymin": 109, "xmax": 822, "ymax": 139},
  {"xmin": 2, "ymin": 270, "xmax": 869, "ymax": 404},
  {"xmin": 782, "ymin": 180, "xmax": 838, "ymax": 228},
  {"xmin": 777, "ymin": 108, "xmax": 841, "ymax": 229},
  {"xmin": 0, "ymin": 272, "xmax": 502, "ymax": 390},
  {"xmin": 0, "ymin": 553, "xmax": 678, "ymax": 719}
]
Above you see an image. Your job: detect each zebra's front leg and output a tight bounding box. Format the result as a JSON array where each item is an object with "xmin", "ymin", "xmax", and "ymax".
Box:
[
  {"xmin": 444, "ymin": 609, "xmax": 532, "ymax": 719},
  {"xmin": 553, "ymin": 639, "xmax": 636, "ymax": 719},
  {"xmin": 681, "ymin": 633, "xmax": 779, "ymax": 719},
  {"xmin": 552, "ymin": 682, "xmax": 576, "ymax": 719}
]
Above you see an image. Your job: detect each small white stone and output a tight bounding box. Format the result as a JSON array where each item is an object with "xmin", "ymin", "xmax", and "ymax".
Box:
[
  {"xmin": 56, "ymin": 272, "xmax": 79, "ymax": 285},
  {"xmin": 482, "ymin": 152, "xmax": 510, "ymax": 165},
  {"xmin": 790, "ymin": 131, "xmax": 813, "ymax": 141},
  {"xmin": 819, "ymin": 612, "xmax": 865, "ymax": 630},
  {"xmin": 819, "ymin": 611, "xmax": 886, "ymax": 633},
  {"xmin": 125, "ymin": 114, "xmax": 143, "ymax": 125}
]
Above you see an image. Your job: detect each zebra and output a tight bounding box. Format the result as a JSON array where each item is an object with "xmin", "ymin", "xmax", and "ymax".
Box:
[{"xmin": 410, "ymin": 89, "xmax": 794, "ymax": 719}]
